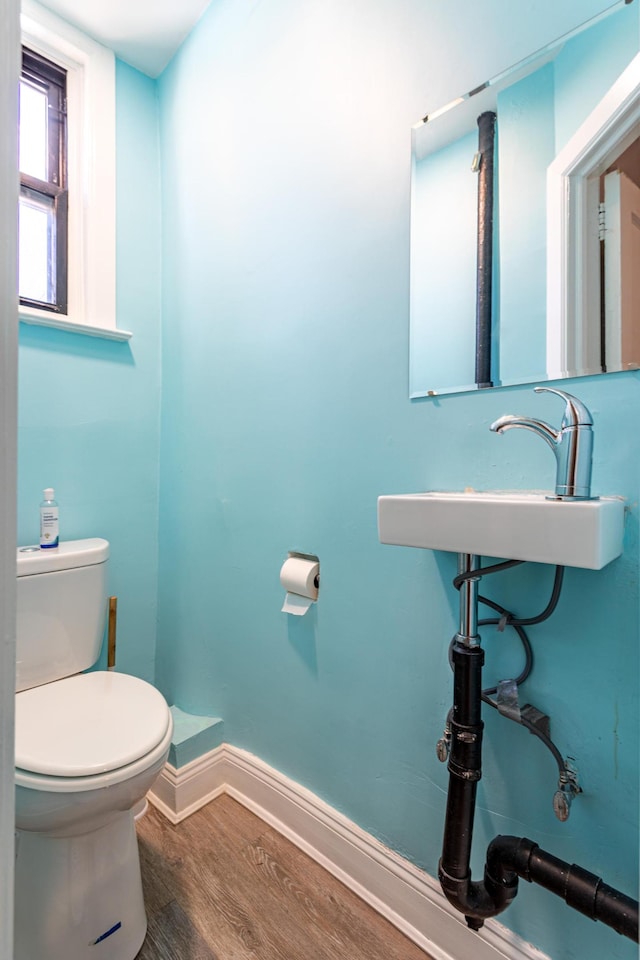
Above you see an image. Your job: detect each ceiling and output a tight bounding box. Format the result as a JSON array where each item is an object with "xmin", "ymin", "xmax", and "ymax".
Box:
[{"xmin": 37, "ymin": 0, "xmax": 213, "ymax": 77}]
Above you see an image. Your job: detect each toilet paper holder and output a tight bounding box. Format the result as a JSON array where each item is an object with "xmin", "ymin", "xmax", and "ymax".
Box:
[{"xmin": 280, "ymin": 552, "xmax": 320, "ymax": 616}]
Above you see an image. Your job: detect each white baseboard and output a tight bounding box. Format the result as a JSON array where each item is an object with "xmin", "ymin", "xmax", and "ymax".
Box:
[
  {"xmin": 147, "ymin": 745, "xmax": 226, "ymax": 824},
  {"xmin": 148, "ymin": 745, "xmax": 549, "ymax": 960}
]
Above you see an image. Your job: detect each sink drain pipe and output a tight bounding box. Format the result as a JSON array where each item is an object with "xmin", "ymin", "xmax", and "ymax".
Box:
[{"xmin": 438, "ymin": 553, "xmax": 639, "ymax": 941}]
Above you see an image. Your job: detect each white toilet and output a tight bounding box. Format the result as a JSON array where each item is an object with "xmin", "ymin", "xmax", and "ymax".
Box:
[{"xmin": 14, "ymin": 538, "xmax": 173, "ymax": 960}]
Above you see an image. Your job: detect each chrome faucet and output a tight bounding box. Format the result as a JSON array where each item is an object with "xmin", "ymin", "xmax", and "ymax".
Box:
[{"xmin": 490, "ymin": 387, "xmax": 595, "ymax": 500}]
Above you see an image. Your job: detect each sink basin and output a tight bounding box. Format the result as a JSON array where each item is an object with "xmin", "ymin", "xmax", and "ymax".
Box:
[{"xmin": 377, "ymin": 491, "xmax": 625, "ymax": 569}]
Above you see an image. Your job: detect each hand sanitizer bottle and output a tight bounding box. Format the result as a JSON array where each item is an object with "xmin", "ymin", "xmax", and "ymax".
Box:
[{"xmin": 39, "ymin": 488, "xmax": 59, "ymax": 549}]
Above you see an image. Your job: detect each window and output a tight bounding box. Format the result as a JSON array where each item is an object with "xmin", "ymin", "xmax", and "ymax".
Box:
[
  {"xmin": 19, "ymin": 0, "xmax": 130, "ymax": 341},
  {"xmin": 19, "ymin": 48, "xmax": 68, "ymax": 314}
]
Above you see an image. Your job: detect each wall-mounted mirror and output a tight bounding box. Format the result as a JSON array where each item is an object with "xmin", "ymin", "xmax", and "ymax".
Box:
[{"xmin": 410, "ymin": 0, "xmax": 640, "ymax": 398}]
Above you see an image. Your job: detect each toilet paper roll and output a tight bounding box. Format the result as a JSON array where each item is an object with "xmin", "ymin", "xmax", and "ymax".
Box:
[{"xmin": 280, "ymin": 557, "xmax": 319, "ymax": 616}]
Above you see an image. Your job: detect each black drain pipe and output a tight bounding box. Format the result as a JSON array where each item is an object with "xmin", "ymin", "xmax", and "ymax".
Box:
[
  {"xmin": 438, "ymin": 554, "xmax": 639, "ymax": 941},
  {"xmin": 475, "ymin": 111, "xmax": 496, "ymax": 390},
  {"xmin": 438, "ymin": 637, "xmax": 517, "ymax": 924},
  {"xmin": 486, "ymin": 836, "xmax": 639, "ymax": 939}
]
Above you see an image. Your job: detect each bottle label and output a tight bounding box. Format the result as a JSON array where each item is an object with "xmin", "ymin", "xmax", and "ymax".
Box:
[{"xmin": 40, "ymin": 507, "xmax": 59, "ymax": 548}]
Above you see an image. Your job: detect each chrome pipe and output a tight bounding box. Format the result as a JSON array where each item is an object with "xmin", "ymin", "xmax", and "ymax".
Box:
[{"xmin": 457, "ymin": 553, "xmax": 481, "ymax": 646}]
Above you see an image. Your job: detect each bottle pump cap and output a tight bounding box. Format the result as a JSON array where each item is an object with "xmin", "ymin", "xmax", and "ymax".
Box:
[{"xmin": 43, "ymin": 488, "xmax": 54, "ymax": 500}]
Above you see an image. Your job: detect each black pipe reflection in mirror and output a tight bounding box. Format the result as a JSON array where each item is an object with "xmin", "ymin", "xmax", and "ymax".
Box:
[{"xmin": 475, "ymin": 111, "xmax": 497, "ymax": 389}]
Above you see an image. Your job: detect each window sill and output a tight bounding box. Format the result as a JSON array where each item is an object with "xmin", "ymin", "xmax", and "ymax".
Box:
[{"xmin": 19, "ymin": 310, "xmax": 132, "ymax": 342}]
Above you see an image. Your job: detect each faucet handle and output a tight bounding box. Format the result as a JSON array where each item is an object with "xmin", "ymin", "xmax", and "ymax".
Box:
[{"xmin": 533, "ymin": 386, "xmax": 593, "ymax": 428}]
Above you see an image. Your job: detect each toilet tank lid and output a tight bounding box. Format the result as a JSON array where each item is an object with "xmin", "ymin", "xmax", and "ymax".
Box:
[{"xmin": 17, "ymin": 538, "xmax": 109, "ymax": 577}]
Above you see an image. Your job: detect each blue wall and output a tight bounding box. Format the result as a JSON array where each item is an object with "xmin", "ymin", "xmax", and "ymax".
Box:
[
  {"xmin": 497, "ymin": 62, "xmax": 556, "ymax": 383},
  {"xmin": 14, "ymin": 3, "xmax": 639, "ymax": 959},
  {"xmin": 154, "ymin": 2, "xmax": 638, "ymax": 960},
  {"xmin": 410, "ymin": 131, "xmax": 478, "ymax": 394},
  {"xmin": 17, "ymin": 61, "xmax": 162, "ymax": 682}
]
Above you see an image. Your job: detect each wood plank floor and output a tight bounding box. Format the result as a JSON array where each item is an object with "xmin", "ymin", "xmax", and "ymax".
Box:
[{"xmin": 135, "ymin": 794, "xmax": 434, "ymax": 960}]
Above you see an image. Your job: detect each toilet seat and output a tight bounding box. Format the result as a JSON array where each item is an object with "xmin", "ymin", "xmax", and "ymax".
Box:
[
  {"xmin": 16, "ymin": 671, "xmax": 172, "ymax": 791},
  {"xmin": 15, "ymin": 720, "xmax": 173, "ymax": 794}
]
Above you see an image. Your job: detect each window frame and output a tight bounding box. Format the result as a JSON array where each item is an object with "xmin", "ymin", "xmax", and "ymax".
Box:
[
  {"xmin": 20, "ymin": 0, "xmax": 131, "ymax": 341},
  {"xmin": 19, "ymin": 46, "xmax": 69, "ymax": 315}
]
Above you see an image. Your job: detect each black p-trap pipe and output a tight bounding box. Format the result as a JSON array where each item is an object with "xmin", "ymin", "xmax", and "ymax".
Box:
[
  {"xmin": 439, "ymin": 638, "xmax": 639, "ymax": 941},
  {"xmin": 475, "ymin": 110, "xmax": 496, "ymax": 390},
  {"xmin": 486, "ymin": 836, "xmax": 639, "ymax": 941}
]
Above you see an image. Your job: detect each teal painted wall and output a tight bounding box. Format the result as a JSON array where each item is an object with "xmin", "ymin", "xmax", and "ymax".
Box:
[
  {"xmin": 14, "ymin": 4, "xmax": 640, "ymax": 959},
  {"xmin": 497, "ymin": 62, "xmax": 556, "ymax": 383},
  {"xmin": 155, "ymin": 3, "xmax": 639, "ymax": 959},
  {"xmin": 410, "ymin": 131, "xmax": 478, "ymax": 394},
  {"xmin": 17, "ymin": 61, "xmax": 162, "ymax": 682}
]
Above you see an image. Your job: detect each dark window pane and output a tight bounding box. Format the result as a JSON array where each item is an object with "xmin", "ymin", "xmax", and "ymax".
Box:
[
  {"xmin": 19, "ymin": 188, "xmax": 56, "ymax": 305},
  {"xmin": 19, "ymin": 48, "xmax": 67, "ymax": 314},
  {"xmin": 19, "ymin": 78, "xmax": 48, "ymax": 180}
]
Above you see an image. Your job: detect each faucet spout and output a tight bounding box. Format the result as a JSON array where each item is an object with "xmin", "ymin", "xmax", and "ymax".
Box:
[
  {"xmin": 490, "ymin": 415, "xmax": 559, "ymax": 453},
  {"xmin": 489, "ymin": 388, "xmax": 595, "ymax": 500}
]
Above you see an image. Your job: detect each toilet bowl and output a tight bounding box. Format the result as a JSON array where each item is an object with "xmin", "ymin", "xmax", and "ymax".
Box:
[{"xmin": 14, "ymin": 540, "xmax": 173, "ymax": 960}]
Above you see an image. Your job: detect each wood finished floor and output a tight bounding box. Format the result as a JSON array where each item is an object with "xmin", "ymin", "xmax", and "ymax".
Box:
[{"xmin": 135, "ymin": 794, "xmax": 434, "ymax": 960}]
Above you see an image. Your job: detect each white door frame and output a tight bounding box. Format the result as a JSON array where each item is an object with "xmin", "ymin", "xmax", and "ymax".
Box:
[
  {"xmin": 0, "ymin": 0, "xmax": 18, "ymax": 954},
  {"xmin": 547, "ymin": 52, "xmax": 640, "ymax": 379}
]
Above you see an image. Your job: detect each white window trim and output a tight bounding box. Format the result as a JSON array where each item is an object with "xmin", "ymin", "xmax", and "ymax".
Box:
[{"xmin": 20, "ymin": 0, "xmax": 131, "ymax": 341}]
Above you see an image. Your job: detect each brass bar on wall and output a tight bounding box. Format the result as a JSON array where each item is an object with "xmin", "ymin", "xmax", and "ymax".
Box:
[{"xmin": 107, "ymin": 596, "xmax": 117, "ymax": 669}]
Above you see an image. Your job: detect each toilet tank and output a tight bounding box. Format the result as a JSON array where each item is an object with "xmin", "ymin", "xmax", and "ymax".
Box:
[{"xmin": 16, "ymin": 538, "xmax": 109, "ymax": 693}]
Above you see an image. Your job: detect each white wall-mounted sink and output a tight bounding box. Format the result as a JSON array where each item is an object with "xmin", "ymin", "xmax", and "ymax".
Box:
[{"xmin": 377, "ymin": 491, "xmax": 625, "ymax": 569}]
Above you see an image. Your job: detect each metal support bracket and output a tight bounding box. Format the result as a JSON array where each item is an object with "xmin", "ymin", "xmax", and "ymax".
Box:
[{"xmin": 520, "ymin": 703, "xmax": 551, "ymax": 741}]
